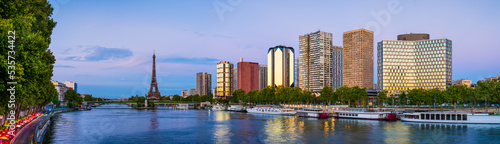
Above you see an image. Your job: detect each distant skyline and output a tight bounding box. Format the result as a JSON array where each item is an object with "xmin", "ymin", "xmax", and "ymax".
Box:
[{"xmin": 48, "ymin": 0, "xmax": 500, "ymax": 98}]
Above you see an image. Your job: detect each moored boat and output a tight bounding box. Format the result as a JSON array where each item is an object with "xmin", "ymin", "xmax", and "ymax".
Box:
[
  {"xmin": 401, "ymin": 112, "xmax": 500, "ymax": 124},
  {"xmin": 177, "ymin": 104, "xmax": 189, "ymax": 109},
  {"xmin": 227, "ymin": 105, "xmax": 246, "ymax": 112},
  {"xmin": 247, "ymin": 107, "xmax": 296, "ymax": 115},
  {"xmin": 296, "ymin": 108, "xmax": 329, "ymax": 118},
  {"xmin": 212, "ymin": 104, "xmax": 227, "ymax": 111},
  {"xmin": 333, "ymin": 109, "xmax": 397, "ymax": 121}
]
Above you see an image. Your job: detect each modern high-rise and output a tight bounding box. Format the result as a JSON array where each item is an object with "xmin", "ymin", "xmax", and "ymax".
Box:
[
  {"xmin": 233, "ymin": 68, "xmax": 238, "ymax": 92},
  {"xmin": 343, "ymin": 29, "xmax": 374, "ymax": 89},
  {"xmin": 259, "ymin": 65, "xmax": 268, "ymax": 90},
  {"xmin": 196, "ymin": 72, "xmax": 212, "ymax": 96},
  {"xmin": 267, "ymin": 45, "xmax": 295, "ymax": 87},
  {"xmin": 299, "ymin": 31, "xmax": 333, "ymax": 92},
  {"xmin": 377, "ymin": 33, "xmax": 452, "ymax": 94},
  {"xmin": 237, "ymin": 58, "xmax": 259, "ymax": 92},
  {"xmin": 52, "ymin": 80, "xmax": 68, "ymax": 106},
  {"xmin": 64, "ymin": 80, "xmax": 77, "ymax": 92},
  {"xmin": 332, "ymin": 46, "xmax": 343, "ymax": 91},
  {"xmin": 294, "ymin": 58, "xmax": 299, "ymax": 88},
  {"xmin": 188, "ymin": 88, "xmax": 196, "ymax": 96},
  {"xmin": 216, "ymin": 61, "xmax": 234, "ymax": 98}
]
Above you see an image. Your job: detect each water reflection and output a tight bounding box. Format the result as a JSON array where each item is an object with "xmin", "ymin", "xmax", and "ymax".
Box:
[{"xmin": 45, "ymin": 104, "xmax": 500, "ymax": 143}]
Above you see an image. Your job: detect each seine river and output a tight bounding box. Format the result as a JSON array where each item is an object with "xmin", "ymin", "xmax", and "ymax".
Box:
[{"xmin": 44, "ymin": 104, "xmax": 500, "ymax": 144}]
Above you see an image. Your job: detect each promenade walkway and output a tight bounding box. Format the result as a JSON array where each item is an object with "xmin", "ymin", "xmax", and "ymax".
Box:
[{"xmin": 12, "ymin": 116, "xmax": 44, "ymax": 144}]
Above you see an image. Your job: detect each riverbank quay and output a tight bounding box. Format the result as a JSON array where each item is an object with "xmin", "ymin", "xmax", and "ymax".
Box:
[
  {"xmin": 4, "ymin": 108, "xmax": 72, "ymax": 144},
  {"xmin": 0, "ymin": 112, "xmax": 42, "ymax": 143}
]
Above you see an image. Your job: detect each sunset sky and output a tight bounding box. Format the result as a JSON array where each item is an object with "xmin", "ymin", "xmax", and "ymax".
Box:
[{"xmin": 48, "ymin": 0, "xmax": 500, "ymax": 98}]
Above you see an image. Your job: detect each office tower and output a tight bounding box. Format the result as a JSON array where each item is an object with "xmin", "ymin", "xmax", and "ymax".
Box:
[
  {"xmin": 332, "ymin": 46, "xmax": 343, "ymax": 91},
  {"xmin": 259, "ymin": 65, "xmax": 268, "ymax": 90},
  {"xmin": 294, "ymin": 58, "xmax": 299, "ymax": 88},
  {"xmin": 299, "ymin": 31, "xmax": 333, "ymax": 92},
  {"xmin": 233, "ymin": 68, "xmax": 237, "ymax": 91},
  {"xmin": 64, "ymin": 80, "xmax": 77, "ymax": 92},
  {"xmin": 188, "ymin": 88, "xmax": 196, "ymax": 96},
  {"xmin": 216, "ymin": 61, "xmax": 234, "ymax": 98},
  {"xmin": 343, "ymin": 29, "xmax": 374, "ymax": 89},
  {"xmin": 196, "ymin": 72, "xmax": 212, "ymax": 96},
  {"xmin": 237, "ymin": 58, "xmax": 259, "ymax": 92},
  {"xmin": 267, "ymin": 45, "xmax": 295, "ymax": 87},
  {"xmin": 378, "ymin": 33, "xmax": 452, "ymax": 94}
]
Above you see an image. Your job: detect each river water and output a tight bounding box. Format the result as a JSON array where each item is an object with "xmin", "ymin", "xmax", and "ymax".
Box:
[{"xmin": 43, "ymin": 104, "xmax": 500, "ymax": 144}]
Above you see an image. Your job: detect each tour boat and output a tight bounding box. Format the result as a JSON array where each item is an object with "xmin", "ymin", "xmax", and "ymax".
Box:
[
  {"xmin": 401, "ymin": 112, "xmax": 500, "ymax": 124},
  {"xmin": 227, "ymin": 105, "xmax": 246, "ymax": 112},
  {"xmin": 177, "ymin": 104, "xmax": 189, "ymax": 109},
  {"xmin": 211, "ymin": 104, "xmax": 227, "ymax": 111},
  {"xmin": 296, "ymin": 108, "xmax": 329, "ymax": 118},
  {"xmin": 247, "ymin": 107, "xmax": 296, "ymax": 115},
  {"xmin": 333, "ymin": 109, "xmax": 397, "ymax": 121}
]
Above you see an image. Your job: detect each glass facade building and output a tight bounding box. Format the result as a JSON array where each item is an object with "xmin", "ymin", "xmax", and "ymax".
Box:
[
  {"xmin": 377, "ymin": 34, "xmax": 452, "ymax": 94},
  {"xmin": 267, "ymin": 45, "xmax": 295, "ymax": 87},
  {"xmin": 216, "ymin": 61, "xmax": 234, "ymax": 98}
]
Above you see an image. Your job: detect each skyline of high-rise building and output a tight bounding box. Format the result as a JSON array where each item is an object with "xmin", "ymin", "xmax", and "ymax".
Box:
[
  {"xmin": 332, "ymin": 45, "xmax": 343, "ymax": 91},
  {"xmin": 267, "ymin": 45, "xmax": 295, "ymax": 87},
  {"xmin": 259, "ymin": 65, "xmax": 268, "ymax": 90},
  {"xmin": 196, "ymin": 72, "xmax": 212, "ymax": 96},
  {"xmin": 299, "ymin": 31, "xmax": 333, "ymax": 92},
  {"xmin": 216, "ymin": 61, "xmax": 234, "ymax": 98},
  {"xmin": 237, "ymin": 58, "xmax": 259, "ymax": 92},
  {"xmin": 294, "ymin": 58, "xmax": 299, "ymax": 88},
  {"xmin": 343, "ymin": 29, "xmax": 374, "ymax": 89},
  {"xmin": 378, "ymin": 33, "xmax": 452, "ymax": 94}
]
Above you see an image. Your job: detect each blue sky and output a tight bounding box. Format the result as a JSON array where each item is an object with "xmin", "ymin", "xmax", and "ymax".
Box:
[{"xmin": 48, "ymin": 0, "xmax": 500, "ymax": 98}]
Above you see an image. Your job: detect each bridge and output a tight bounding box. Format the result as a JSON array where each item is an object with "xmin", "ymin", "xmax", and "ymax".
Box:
[{"xmin": 85, "ymin": 100, "xmax": 201, "ymax": 105}]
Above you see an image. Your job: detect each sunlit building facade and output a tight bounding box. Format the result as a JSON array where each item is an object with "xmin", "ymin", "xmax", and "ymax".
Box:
[
  {"xmin": 267, "ymin": 45, "xmax": 295, "ymax": 87},
  {"xmin": 343, "ymin": 29, "xmax": 374, "ymax": 89},
  {"xmin": 332, "ymin": 45, "xmax": 343, "ymax": 91},
  {"xmin": 259, "ymin": 65, "xmax": 268, "ymax": 90},
  {"xmin": 299, "ymin": 31, "xmax": 333, "ymax": 92},
  {"xmin": 378, "ymin": 33, "xmax": 452, "ymax": 94},
  {"xmin": 216, "ymin": 61, "xmax": 234, "ymax": 98}
]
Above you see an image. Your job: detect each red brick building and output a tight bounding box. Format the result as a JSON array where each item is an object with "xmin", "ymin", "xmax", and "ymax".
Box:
[{"xmin": 237, "ymin": 58, "xmax": 259, "ymax": 92}]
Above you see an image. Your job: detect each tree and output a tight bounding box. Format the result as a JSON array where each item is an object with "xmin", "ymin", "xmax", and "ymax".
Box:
[
  {"xmin": 320, "ymin": 86, "xmax": 334, "ymax": 105},
  {"xmin": 427, "ymin": 88, "xmax": 442, "ymax": 111},
  {"xmin": 172, "ymin": 95, "xmax": 181, "ymax": 102},
  {"xmin": 376, "ymin": 90, "xmax": 388, "ymax": 108},
  {"xmin": 335, "ymin": 86, "xmax": 351, "ymax": 105},
  {"xmin": 52, "ymin": 97, "xmax": 60, "ymax": 108},
  {"xmin": 84, "ymin": 95, "xmax": 93, "ymax": 101},
  {"xmin": 75, "ymin": 96, "xmax": 83, "ymax": 105},
  {"xmin": 1, "ymin": 0, "xmax": 57, "ymax": 122},
  {"xmin": 232, "ymin": 89, "xmax": 246, "ymax": 103},
  {"xmin": 65, "ymin": 89, "xmax": 78, "ymax": 102},
  {"xmin": 444, "ymin": 85, "xmax": 467, "ymax": 112},
  {"xmin": 408, "ymin": 88, "xmax": 425, "ymax": 109},
  {"xmin": 399, "ymin": 91, "xmax": 408, "ymax": 106}
]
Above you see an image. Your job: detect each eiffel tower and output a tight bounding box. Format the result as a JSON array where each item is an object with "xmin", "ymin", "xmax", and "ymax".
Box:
[{"xmin": 147, "ymin": 51, "xmax": 161, "ymax": 99}]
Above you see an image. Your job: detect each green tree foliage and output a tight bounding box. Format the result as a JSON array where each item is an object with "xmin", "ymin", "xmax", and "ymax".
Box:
[
  {"xmin": 1, "ymin": 0, "xmax": 58, "ymax": 122},
  {"xmin": 52, "ymin": 97, "xmax": 60, "ymax": 107},
  {"xmin": 172, "ymin": 95, "xmax": 181, "ymax": 102},
  {"xmin": 408, "ymin": 88, "xmax": 426, "ymax": 109},
  {"xmin": 65, "ymin": 89, "xmax": 77, "ymax": 102},
  {"xmin": 376, "ymin": 90, "xmax": 388, "ymax": 108},
  {"xmin": 83, "ymin": 95, "xmax": 93, "ymax": 101},
  {"xmin": 232, "ymin": 89, "xmax": 246, "ymax": 103},
  {"xmin": 444, "ymin": 85, "xmax": 467, "ymax": 112},
  {"xmin": 320, "ymin": 86, "xmax": 334, "ymax": 105},
  {"xmin": 399, "ymin": 91, "xmax": 408, "ymax": 105}
]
